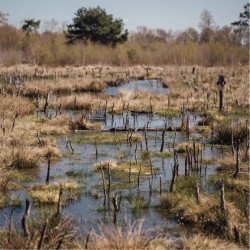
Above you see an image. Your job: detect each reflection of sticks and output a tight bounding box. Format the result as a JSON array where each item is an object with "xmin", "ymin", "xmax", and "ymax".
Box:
[
  {"xmin": 173, "ymin": 129, "xmax": 176, "ymax": 148},
  {"xmin": 66, "ymin": 139, "xmax": 74, "ymax": 152},
  {"xmin": 159, "ymin": 175, "xmax": 162, "ymax": 195},
  {"xmin": 107, "ymin": 162, "xmax": 111, "ymax": 199},
  {"xmin": 46, "ymin": 153, "xmax": 51, "ymax": 184},
  {"xmin": 101, "ymin": 165, "xmax": 107, "ymax": 207},
  {"xmin": 8, "ymin": 205, "xmax": 14, "ymax": 243},
  {"xmin": 112, "ymin": 192, "xmax": 122, "ymax": 225},
  {"xmin": 57, "ymin": 185, "xmax": 63, "ymax": 215},
  {"xmin": 137, "ymin": 164, "xmax": 142, "ymax": 190},
  {"xmin": 160, "ymin": 130, "xmax": 165, "ymax": 152},
  {"xmin": 149, "ymin": 178, "xmax": 152, "ymax": 196},
  {"xmin": 21, "ymin": 199, "xmax": 30, "ymax": 238},
  {"xmin": 129, "ymin": 160, "xmax": 131, "ymax": 183}
]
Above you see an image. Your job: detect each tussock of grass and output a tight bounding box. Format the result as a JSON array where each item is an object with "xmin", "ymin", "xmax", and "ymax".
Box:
[
  {"xmin": 0, "ymin": 145, "xmax": 42, "ymax": 169},
  {"xmin": 87, "ymin": 219, "xmax": 153, "ymax": 249},
  {"xmin": 95, "ymin": 160, "xmax": 117, "ymax": 170},
  {"xmin": 175, "ymin": 141, "xmax": 202, "ymax": 153},
  {"xmin": 208, "ymin": 172, "xmax": 249, "ymax": 191},
  {"xmin": 214, "ymin": 119, "xmax": 249, "ymax": 145},
  {"xmin": 216, "ymin": 153, "xmax": 249, "ymax": 171},
  {"xmin": 0, "ymin": 166, "xmax": 25, "ymax": 193},
  {"xmin": 69, "ymin": 117, "xmax": 103, "ymax": 130},
  {"xmin": 28, "ymin": 181, "xmax": 83, "ymax": 205},
  {"xmin": 116, "ymin": 161, "xmax": 155, "ymax": 175}
]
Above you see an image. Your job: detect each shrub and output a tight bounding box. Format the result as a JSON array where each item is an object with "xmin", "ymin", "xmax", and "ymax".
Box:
[{"xmin": 214, "ymin": 119, "xmax": 249, "ymax": 145}]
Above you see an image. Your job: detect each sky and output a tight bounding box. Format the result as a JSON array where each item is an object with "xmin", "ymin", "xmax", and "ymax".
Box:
[{"xmin": 0, "ymin": 0, "xmax": 248, "ymax": 32}]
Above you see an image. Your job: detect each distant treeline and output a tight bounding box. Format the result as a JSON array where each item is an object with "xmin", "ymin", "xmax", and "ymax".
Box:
[{"xmin": 0, "ymin": 24, "xmax": 248, "ymax": 66}]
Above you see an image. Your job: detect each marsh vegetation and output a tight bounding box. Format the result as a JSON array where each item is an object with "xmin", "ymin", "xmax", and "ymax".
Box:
[{"xmin": 0, "ymin": 64, "xmax": 248, "ymax": 249}]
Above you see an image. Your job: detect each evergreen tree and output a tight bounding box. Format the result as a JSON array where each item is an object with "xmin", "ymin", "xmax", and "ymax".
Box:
[
  {"xmin": 66, "ymin": 6, "xmax": 128, "ymax": 47},
  {"xmin": 231, "ymin": 3, "xmax": 249, "ymax": 45}
]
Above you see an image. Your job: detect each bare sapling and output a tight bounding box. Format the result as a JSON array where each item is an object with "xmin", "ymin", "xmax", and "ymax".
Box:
[
  {"xmin": 220, "ymin": 181, "xmax": 226, "ymax": 212},
  {"xmin": 85, "ymin": 227, "xmax": 92, "ymax": 249},
  {"xmin": 11, "ymin": 112, "xmax": 18, "ymax": 132},
  {"xmin": 233, "ymin": 140, "xmax": 240, "ymax": 178},
  {"xmin": 174, "ymin": 150, "xmax": 179, "ymax": 177},
  {"xmin": 195, "ymin": 180, "xmax": 201, "ymax": 204},
  {"xmin": 37, "ymin": 219, "xmax": 48, "ymax": 249},
  {"xmin": 186, "ymin": 114, "xmax": 190, "ymax": 139},
  {"xmin": 43, "ymin": 92, "xmax": 49, "ymax": 113},
  {"xmin": 144, "ymin": 126, "xmax": 148, "ymax": 151},
  {"xmin": 233, "ymin": 225, "xmax": 241, "ymax": 244},
  {"xmin": 134, "ymin": 140, "xmax": 138, "ymax": 165},
  {"xmin": 169, "ymin": 163, "xmax": 176, "ymax": 193}
]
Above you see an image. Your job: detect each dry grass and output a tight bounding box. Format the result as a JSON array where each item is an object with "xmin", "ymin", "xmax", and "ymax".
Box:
[
  {"xmin": 182, "ymin": 234, "xmax": 244, "ymax": 250},
  {"xmin": 0, "ymin": 214, "xmax": 79, "ymax": 249},
  {"xmin": 21, "ymin": 77, "xmax": 107, "ymax": 97},
  {"xmin": 86, "ymin": 219, "xmax": 171, "ymax": 249},
  {"xmin": 50, "ymin": 93, "xmax": 105, "ymax": 110},
  {"xmin": 160, "ymin": 191, "xmax": 248, "ymax": 244},
  {"xmin": 0, "ymin": 95, "xmax": 35, "ymax": 118}
]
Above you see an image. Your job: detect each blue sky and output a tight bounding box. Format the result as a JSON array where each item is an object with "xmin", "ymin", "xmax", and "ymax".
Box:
[{"xmin": 0, "ymin": 0, "xmax": 248, "ymax": 32}]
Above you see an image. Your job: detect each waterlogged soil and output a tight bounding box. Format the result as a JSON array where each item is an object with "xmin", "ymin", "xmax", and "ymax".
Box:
[
  {"xmin": 0, "ymin": 125, "xmax": 223, "ymax": 236},
  {"xmin": 0, "ymin": 80, "xmax": 224, "ymax": 237}
]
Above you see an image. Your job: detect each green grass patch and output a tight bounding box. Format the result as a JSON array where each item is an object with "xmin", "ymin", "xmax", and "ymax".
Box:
[
  {"xmin": 0, "ymin": 194, "xmax": 22, "ymax": 209},
  {"xmin": 126, "ymin": 193, "xmax": 150, "ymax": 212},
  {"xmin": 157, "ymin": 108, "xmax": 180, "ymax": 117},
  {"xmin": 72, "ymin": 132, "xmax": 143, "ymax": 144},
  {"xmin": 65, "ymin": 169, "xmax": 86, "ymax": 179},
  {"xmin": 141, "ymin": 150, "xmax": 173, "ymax": 159}
]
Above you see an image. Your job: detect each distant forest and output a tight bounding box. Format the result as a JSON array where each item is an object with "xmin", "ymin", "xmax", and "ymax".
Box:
[{"xmin": 0, "ymin": 6, "xmax": 248, "ymax": 66}]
